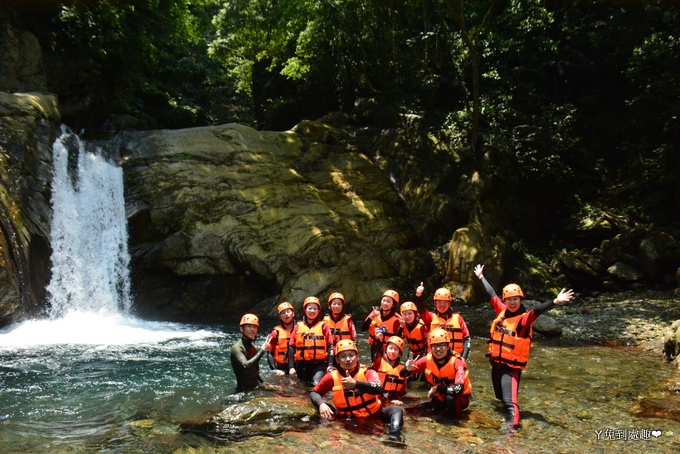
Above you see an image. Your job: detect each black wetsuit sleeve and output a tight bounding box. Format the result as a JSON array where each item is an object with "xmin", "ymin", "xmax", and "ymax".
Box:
[
  {"xmin": 414, "ymin": 293, "xmax": 426, "ymax": 314},
  {"xmin": 532, "ymin": 299, "xmax": 557, "ymax": 316},
  {"xmin": 266, "ymin": 351, "xmax": 277, "ymax": 370},
  {"xmin": 361, "ymin": 317, "xmax": 372, "ymax": 331},
  {"xmin": 310, "ymin": 391, "xmax": 324, "ymax": 408},
  {"xmin": 288, "ymin": 344, "xmax": 295, "ymax": 369},
  {"xmin": 354, "ymin": 380, "xmax": 383, "ymax": 395},
  {"xmin": 479, "ymin": 276, "xmax": 497, "ymax": 299},
  {"xmin": 462, "ymin": 337, "xmax": 471, "ymax": 360}
]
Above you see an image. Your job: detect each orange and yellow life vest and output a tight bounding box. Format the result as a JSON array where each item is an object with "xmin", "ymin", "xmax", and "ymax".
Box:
[
  {"xmin": 293, "ymin": 320, "xmax": 329, "ymax": 362},
  {"xmin": 487, "ymin": 310, "xmax": 532, "ymax": 370},
  {"xmin": 402, "ymin": 318, "xmax": 428, "ymax": 357},
  {"xmin": 331, "ymin": 367, "xmax": 382, "ymax": 417},
  {"xmin": 423, "ymin": 353, "xmax": 472, "ymax": 401},
  {"xmin": 323, "ymin": 314, "xmax": 353, "ymax": 345},
  {"xmin": 373, "ymin": 357, "xmax": 407, "ymax": 397},
  {"xmin": 430, "ymin": 312, "xmax": 464, "ymax": 354},
  {"xmin": 272, "ymin": 325, "xmax": 292, "ymax": 366},
  {"xmin": 368, "ymin": 313, "xmax": 400, "ymax": 345}
]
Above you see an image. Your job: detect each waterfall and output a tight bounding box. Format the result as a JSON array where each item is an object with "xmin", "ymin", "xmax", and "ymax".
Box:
[{"xmin": 45, "ymin": 127, "xmax": 132, "ymax": 318}]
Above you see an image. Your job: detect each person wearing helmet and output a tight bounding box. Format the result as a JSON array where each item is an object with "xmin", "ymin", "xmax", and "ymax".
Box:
[
  {"xmin": 323, "ymin": 292, "xmax": 358, "ymax": 347},
  {"xmin": 266, "ymin": 302, "xmax": 296, "ymax": 376},
  {"xmin": 361, "ymin": 289, "xmax": 402, "ymax": 361},
  {"xmin": 230, "ymin": 313, "xmax": 272, "ymax": 392},
  {"xmin": 310, "ymin": 339, "xmax": 404, "ymax": 443},
  {"xmin": 288, "ymin": 296, "xmax": 335, "ymax": 385},
  {"xmin": 370, "ymin": 335, "xmax": 407, "ymax": 403},
  {"xmin": 403, "ymin": 328, "xmax": 472, "ymax": 418},
  {"xmin": 414, "ymin": 283, "xmax": 471, "ymax": 360},
  {"xmin": 474, "ymin": 263, "xmax": 575, "ymax": 431},
  {"xmin": 397, "ymin": 301, "xmax": 429, "ymax": 361}
]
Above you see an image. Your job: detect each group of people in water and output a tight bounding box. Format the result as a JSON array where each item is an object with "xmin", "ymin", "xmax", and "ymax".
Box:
[{"xmin": 230, "ymin": 263, "xmax": 575, "ymax": 442}]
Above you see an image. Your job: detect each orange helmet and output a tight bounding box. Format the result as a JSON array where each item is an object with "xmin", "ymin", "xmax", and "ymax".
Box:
[
  {"xmin": 502, "ymin": 284, "xmax": 524, "ymax": 300},
  {"xmin": 277, "ymin": 302, "xmax": 294, "ymax": 314},
  {"xmin": 382, "ymin": 289, "xmax": 400, "ymax": 304},
  {"xmin": 433, "ymin": 287, "xmax": 452, "ymax": 302},
  {"xmin": 239, "ymin": 313, "xmax": 259, "ymax": 327},
  {"xmin": 335, "ymin": 339, "xmax": 358, "ymax": 355},
  {"xmin": 386, "ymin": 336, "xmax": 405, "ymax": 352},
  {"xmin": 327, "ymin": 292, "xmax": 345, "ymax": 306},
  {"xmin": 303, "ymin": 296, "xmax": 321, "ymax": 309},
  {"xmin": 429, "ymin": 328, "xmax": 449, "ymax": 345},
  {"xmin": 400, "ymin": 301, "xmax": 417, "ymax": 312}
]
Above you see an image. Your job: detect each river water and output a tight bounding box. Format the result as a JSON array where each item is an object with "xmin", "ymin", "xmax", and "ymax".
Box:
[{"xmin": 1, "ymin": 130, "xmax": 678, "ymax": 452}]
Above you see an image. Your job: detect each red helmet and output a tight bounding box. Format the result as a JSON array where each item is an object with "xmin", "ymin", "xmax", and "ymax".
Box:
[
  {"xmin": 382, "ymin": 289, "xmax": 400, "ymax": 304},
  {"xmin": 277, "ymin": 302, "xmax": 294, "ymax": 314},
  {"xmin": 502, "ymin": 284, "xmax": 524, "ymax": 299},
  {"xmin": 239, "ymin": 313, "xmax": 259, "ymax": 327},
  {"xmin": 433, "ymin": 287, "xmax": 452, "ymax": 302},
  {"xmin": 327, "ymin": 292, "xmax": 345, "ymax": 306}
]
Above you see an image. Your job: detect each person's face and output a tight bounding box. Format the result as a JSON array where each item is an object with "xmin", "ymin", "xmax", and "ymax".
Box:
[
  {"xmin": 504, "ymin": 296, "xmax": 522, "ymax": 312},
  {"xmin": 240, "ymin": 323, "xmax": 258, "ymax": 340},
  {"xmin": 279, "ymin": 308, "xmax": 294, "ymax": 324},
  {"xmin": 385, "ymin": 343, "xmax": 401, "ymax": 361},
  {"xmin": 330, "ymin": 299, "xmax": 344, "ymax": 315},
  {"xmin": 305, "ymin": 303, "xmax": 320, "ymax": 320},
  {"xmin": 434, "ymin": 299, "xmax": 450, "ymax": 314},
  {"xmin": 381, "ymin": 296, "xmax": 394, "ymax": 311},
  {"xmin": 431, "ymin": 342, "xmax": 449, "ymax": 360},
  {"xmin": 337, "ymin": 350, "xmax": 358, "ymax": 371},
  {"xmin": 402, "ymin": 310, "xmax": 415, "ymax": 324}
]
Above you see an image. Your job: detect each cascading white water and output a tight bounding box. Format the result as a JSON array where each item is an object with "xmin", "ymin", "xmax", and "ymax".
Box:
[{"xmin": 46, "ymin": 127, "xmax": 132, "ymax": 318}]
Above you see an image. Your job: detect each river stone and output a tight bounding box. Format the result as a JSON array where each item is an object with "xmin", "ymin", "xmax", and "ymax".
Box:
[
  {"xmin": 533, "ymin": 314, "xmax": 562, "ymax": 336},
  {"xmin": 214, "ymin": 396, "xmax": 316, "ymax": 424}
]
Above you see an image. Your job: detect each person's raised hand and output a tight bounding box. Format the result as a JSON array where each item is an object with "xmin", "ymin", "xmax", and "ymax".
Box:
[
  {"xmin": 416, "ymin": 282, "xmax": 425, "ymax": 297},
  {"xmin": 555, "ymin": 288, "xmax": 575, "ymax": 304},
  {"xmin": 474, "ymin": 264, "xmax": 484, "ymax": 279}
]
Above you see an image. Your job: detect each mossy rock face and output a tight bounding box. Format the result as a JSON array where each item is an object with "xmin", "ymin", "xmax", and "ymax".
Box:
[{"xmin": 0, "ymin": 92, "xmax": 60, "ymax": 326}]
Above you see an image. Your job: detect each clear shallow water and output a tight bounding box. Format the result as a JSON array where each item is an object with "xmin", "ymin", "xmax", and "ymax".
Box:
[{"xmin": 2, "ymin": 322, "xmax": 678, "ymax": 453}]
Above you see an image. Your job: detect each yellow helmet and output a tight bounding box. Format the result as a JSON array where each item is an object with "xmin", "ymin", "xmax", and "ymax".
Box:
[
  {"xmin": 335, "ymin": 339, "xmax": 358, "ymax": 355},
  {"xmin": 382, "ymin": 289, "xmax": 400, "ymax": 304},
  {"xmin": 502, "ymin": 284, "xmax": 524, "ymax": 300},
  {"xmin": 386, "ymin": 336, "xmax": 405, "ymax": 352},
  {"xmin": 303, "ymin": 296, "xmax": 321, "ymax": 309},
  {"xmin": 429, "ymin": 328, "xmax": 449, "ymax": 345},
  {"xmin": 400, "ymin": 301, "xmax": 417, "ymax": 312},
  {"xmin": 277, "ymin": 302, "xmax": 294, "ymax": 314},
  {"xmin": 239, "ymin": 313, "xmax": 259, "ymax": 327},
  {"xmin": 433, "ymin": 287, "xmax": 452, "ymax": 302},
  {"xmin": 327, "ymin": 292, "xmax": 345, "ymax": 306}
]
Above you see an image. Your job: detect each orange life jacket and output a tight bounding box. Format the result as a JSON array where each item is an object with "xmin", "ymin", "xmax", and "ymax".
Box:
[
  {"xmin": 373, "ymin": 357, "xmax": 407, "ymax": 397},
  {"xmin": 272, "ymin": 325, "xmax": 292, "ymax": 366},
  {"xmin": 402, "ymin": 318, "xmax": 428, "ymax": 357},
  {"xmin": 424, "ymin": 353, "xmax": 472, "ymax": 401},
  {"xmin": 368, "ymin": 312, "xmax": 400, "ymax": 345},
  {"xmin": 293, "ymin": 320, "xmax": 329, "ymax": 362},
  {"xmin": 323, "ymin": 313, "xmax": 353, "ymax": 345},
  {"xmin": 487, "ymin": 310, "xmax": 532, "ymax": 370},
  {"xmin": 430, "ymin": 312, "xmax": 464, "ymax": 354},
  {"xmin": 331, "ymin": 367, "xmax": 382, "ymax": 418}
]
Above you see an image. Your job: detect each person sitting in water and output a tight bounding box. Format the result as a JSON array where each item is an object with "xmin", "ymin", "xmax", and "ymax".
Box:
[
  {"xmin": 371, "ymin": 336, "xmax": 407, "ymax": 404},
  {"xmin": 310, "ymin": 339, "xmax": 404, "ymax": 442},
  {"xmin": 230, "ymin": 313, "xmax": 272, "ymax": 392},
  {"xmin": 402, "ymin": 328, "xmax": 472, "ymax": 418},
  {"xmin": 266, "ymin": 302, "xmax": 296, "ymax": 375}
]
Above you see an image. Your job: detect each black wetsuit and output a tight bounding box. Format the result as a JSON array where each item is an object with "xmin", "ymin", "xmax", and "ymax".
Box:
[{"xmin": 230, "ymin": 336, "xmax": 265, "ymax": 392}]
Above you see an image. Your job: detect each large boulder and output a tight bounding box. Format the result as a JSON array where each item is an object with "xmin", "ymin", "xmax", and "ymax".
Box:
[{"xmin": 119, "ymin": 123, "xmax": 434, "ymax": 318}]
